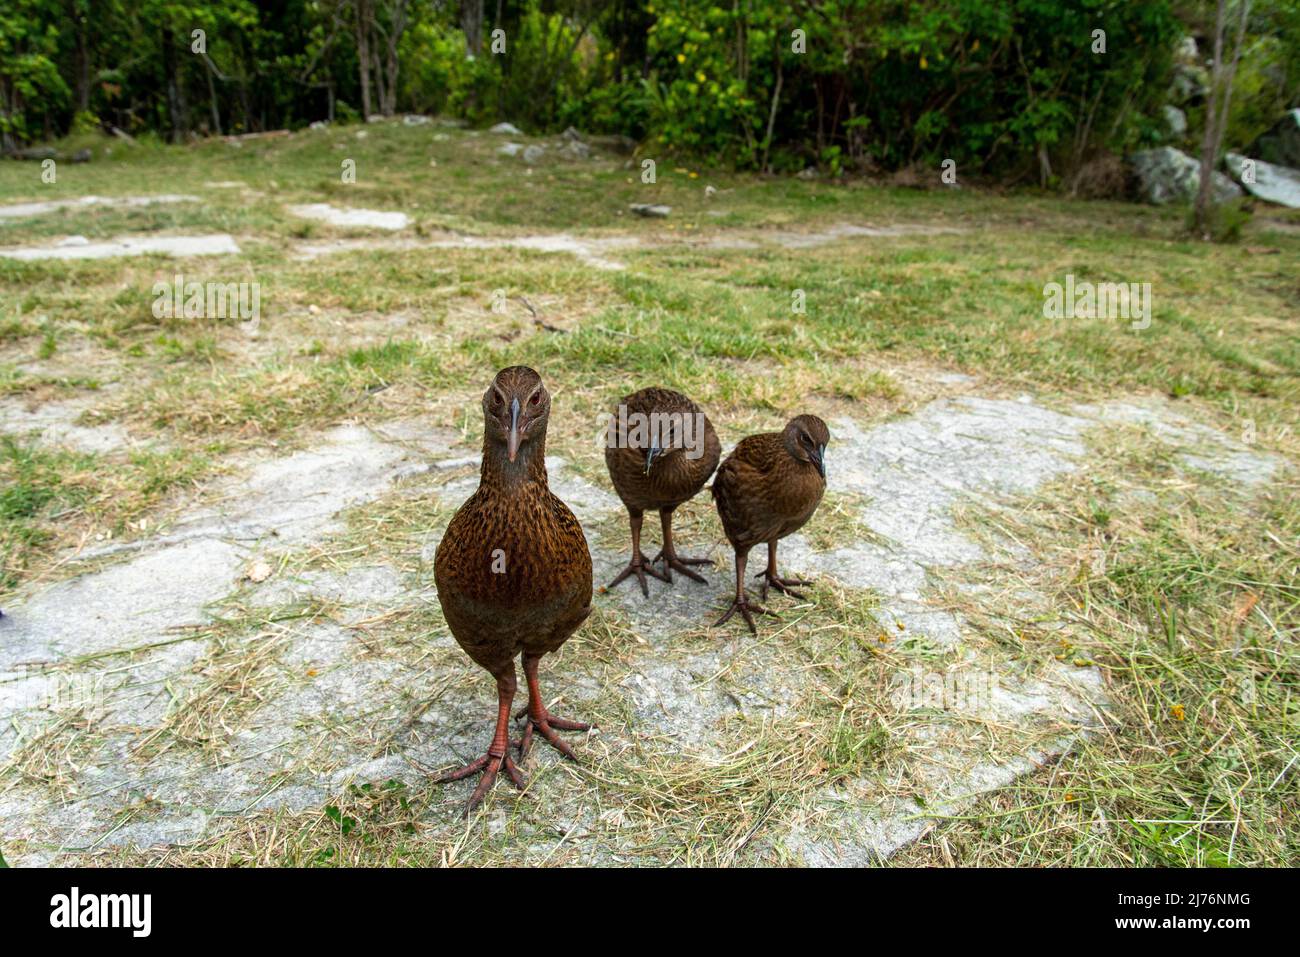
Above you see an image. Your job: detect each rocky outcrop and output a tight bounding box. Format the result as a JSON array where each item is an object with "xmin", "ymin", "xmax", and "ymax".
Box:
[
  {"xmin": 1130, "ymin": 146, "xmax": 1243, "ymax": 205},
  {"xmin": 1226, "ymin": 152, "xmax": 1300, "ymax": 209}
]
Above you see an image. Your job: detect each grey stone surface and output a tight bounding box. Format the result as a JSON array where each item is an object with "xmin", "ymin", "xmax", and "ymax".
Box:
[
  {"xmin": 1131, "ymin": 146, "xmax": 1243, "ymax": 205},
  {"xmin": 1162, "ymin": 105, "xmax": 1188, "ymax": 138},
  {"xmin": 0, "ymin": 393, "xmax": 1277, "ymax": 866},
  {"xmin": 0, "ymin": 194, "xmax": 199, "ymax": 220},
  {"xmin": 0, "ymin": 234, "xmax": 240, "ymax": 261},
  {"xmin": 1226, "ymin": 152, "xmax": 1300, "ymax": 209},
  {"xmin": 0, "ymin": 396, "xmax": 135, "ymax": 454},
  {"xmin": 286, "ymin": 203, "xmax": 409, "ymax": 231}
]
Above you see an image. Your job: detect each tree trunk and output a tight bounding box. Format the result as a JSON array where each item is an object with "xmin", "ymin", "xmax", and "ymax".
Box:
[
  {"xmin": 206, "ymin": 67, "xmax": 222, "ymax": 135},
  {"xmin": 381, "ymin": 0, "xmax": 409, "ymax": 116},
  {"xmin": 161, "ymin": 27, "xmax": 187, "ymax": 143},
  {"xmin": 73, "ymin": 9, "xmax": 91, "ymax": 114},
  {"xmin": 355, "ymin": 0, "xmax": 374, "ymax": 119},
  {"xmin": 461, "ymin": 0, "xmax": 484, "ymax": 57},
  {"xmin": 1194, "ymin": 0, "xmax": 1252, "ymax": 238}
]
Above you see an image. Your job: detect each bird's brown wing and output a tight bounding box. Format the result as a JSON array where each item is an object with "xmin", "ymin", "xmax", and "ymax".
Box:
[{"xmin": 711, "ymin": 433, "xmax": 783, "ymax": 549}]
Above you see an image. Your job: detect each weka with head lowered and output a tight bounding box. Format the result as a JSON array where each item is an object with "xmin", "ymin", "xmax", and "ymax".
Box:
[
  {"xmin": 711, "ymin": 414, "xmax": 830, "ymax": 633},
  {"xmin": 604, "ymin": 387, "xmax": 721, "ymax": 597},
  {"xmin": 434, "ymin": 366, "xmax": 593, "ymax": 813}
]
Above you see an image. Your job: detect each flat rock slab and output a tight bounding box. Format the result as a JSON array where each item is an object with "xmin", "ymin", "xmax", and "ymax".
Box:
[
  {"xmin": 0, "ymin": 393, "xmax": 1276, "ymax": 866},
  {"xmin": 0, "ymin": 234, "xmax": 240, "ymax": 260},
  {"xmin": 286, "ymin": 203, "xmax": 410, "ymax": 231},
  {"xmin": 0, "ymin": 396, "xmax": 135, "ymax": 454},
  {"xmin": 0, "ymin": 194, "xmax": 200, "ymax": 220}
]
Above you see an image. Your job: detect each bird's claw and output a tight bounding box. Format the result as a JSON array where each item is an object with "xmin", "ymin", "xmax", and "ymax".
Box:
[
  {"xmin": 713, "ymin": 594, "xmax": 777, "ymax": 634},
  {"xmin": 513, "ymin": 708, "xmax": 591, "ymax": 760},
  {"xmin": 651, "ymin": 549, "xmax": 713, "ymax": 584},
  {"xmin": 435, "ymin": 748, "xmax": 528, "ymax": 816},
  {"xmin": 753, "ymin": 570, "xmax": 812, "ymax": 602},
  {"xmin": 607, "ymin": 552, "xmax": 670, "ymax": 598}
]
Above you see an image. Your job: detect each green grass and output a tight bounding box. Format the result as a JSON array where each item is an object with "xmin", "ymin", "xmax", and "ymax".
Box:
[{"xmin": 896, "ymin": 427, "xmax": 1299, "ymax": 866}]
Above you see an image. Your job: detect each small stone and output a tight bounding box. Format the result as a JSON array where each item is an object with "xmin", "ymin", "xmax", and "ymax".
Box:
[{"xmin": 246, "ymin": 560, "xmax": 273, "ymax": 583}]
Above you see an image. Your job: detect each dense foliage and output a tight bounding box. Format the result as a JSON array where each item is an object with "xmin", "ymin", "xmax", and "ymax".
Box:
[{"xmin": 2, "ymin": 1, "xmax": 1297, "ymax": 182}]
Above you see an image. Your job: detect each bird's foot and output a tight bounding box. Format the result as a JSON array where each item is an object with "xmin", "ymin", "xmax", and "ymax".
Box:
[
  {"xmin": 651, "ymin": 548, "xmax": 713, "ymax": 584},
  {"xmin": 513, "ymin": 707, "xmax": 591, "ymax": 761},
  {"xmin": 606, "ymin": 552, "xmax": 669, "ymax": 598},
  {"xmin": 435, "ymin": 747, "xmax": 527, "ymax": 816},
  {"xmin": 753, "ymin": 570, "xmax": 813, "ymax": 601},
  {"xmin": 713, "ymin": 593, "xmax": 777, "ymax": 635}
]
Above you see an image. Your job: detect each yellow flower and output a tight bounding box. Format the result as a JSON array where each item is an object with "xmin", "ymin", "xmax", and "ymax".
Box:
[
  {"xmin": 696, "ymin": 71, "xmax": 706, "ymax": 83},
  {"xmin": 676, "ymin": 53, "xmax": 686, "ymax": 64},
  {"xmin": 1171, "ymin": 703, "xmax": 1186, "ymax": 721}
]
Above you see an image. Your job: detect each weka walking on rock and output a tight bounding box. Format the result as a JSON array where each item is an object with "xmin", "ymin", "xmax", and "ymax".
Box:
[
  {"xmin": 711, "ymin": 414, "xmax": 830, "ymax": 633},
  {"xmin": 434, "ymin": 366, "xmax": 593, "ymax": 813},
  {"xmin": 605, "ymin": 387, "xmax": 721, "ymax": 597}
]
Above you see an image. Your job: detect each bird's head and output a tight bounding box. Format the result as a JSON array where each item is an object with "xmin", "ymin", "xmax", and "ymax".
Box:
[
  {"xmin": 783, "ymin": 414, "xmax": 829, "ymax": 478},
  {"xmin": 642, "ymin": 413, "xmax": 693, "ymax": 475},
  {"xmin": 483, "ymin": 366, "xmax": 550, "ymax": 462}
]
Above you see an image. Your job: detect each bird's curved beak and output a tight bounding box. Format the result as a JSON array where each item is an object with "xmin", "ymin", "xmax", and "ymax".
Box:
[
  {"xmin": 813, "ymin": 444, "xmax": 826, "ymax": 479},
  {"xmin": 507, "ymin": 397, "xmax": 521, "ymax": 462},
  {"xmin": 644, "ymin": 445, "xmax": 661, "ymax": 476}
]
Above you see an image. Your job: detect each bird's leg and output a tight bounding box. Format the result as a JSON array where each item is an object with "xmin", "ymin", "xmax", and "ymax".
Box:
[
  {"xmin": 513, "ymin": 653, "xmax": 591, "ymax": 761},
  {"xmin": 754, "ymin": 540, "xmax": 813, "ymax": 601},
  {"xmin": 650, "ymin": 507, "xmax": 712, "ymax": 584},
  {"xmin": 714, "ymin": 548, "xmax": 774, "ymax": 635},
  {"xmin": 606, "ymin": 509, "xmax": 669, "ymax": 598},
  {"xmin": 436, "ymin": 668, "xmax": 527, "ymax": 816}
]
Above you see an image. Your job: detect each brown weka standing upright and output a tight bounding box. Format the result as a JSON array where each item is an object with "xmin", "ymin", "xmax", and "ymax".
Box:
[
  {"xmin": 434, "ymin": 366, "xmax": 593, "ymax": 813},
  {"xmin": 604, "ymin": 387, "xmax": 721, "ymax": 597},
  {"xmin": 711, "ymin": 414, "xmax": 830, "ymax": 633}
]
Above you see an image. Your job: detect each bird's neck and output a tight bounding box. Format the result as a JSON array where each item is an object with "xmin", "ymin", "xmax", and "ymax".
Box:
[{"xmin": 481, "ymin": 433, "xmax": 549, "ymax": 492}]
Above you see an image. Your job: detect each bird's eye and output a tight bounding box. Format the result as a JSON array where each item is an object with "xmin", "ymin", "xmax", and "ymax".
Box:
[{"xmin": 530, "ymin": 392, "xmax": 541, "ymax": 406}]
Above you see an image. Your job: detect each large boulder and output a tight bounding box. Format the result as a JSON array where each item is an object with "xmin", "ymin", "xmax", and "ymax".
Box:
[
  {"xmin": 1130, "ymin": 146, "xmax": 1243, "ymax": 205},
  {"xmin": 1250, "ymin": 109, "xmax": 1300, "ymax": 169},
  {"xmin": 1225, "ymin": 152, "xmax": 1300, "ymax": 208}
]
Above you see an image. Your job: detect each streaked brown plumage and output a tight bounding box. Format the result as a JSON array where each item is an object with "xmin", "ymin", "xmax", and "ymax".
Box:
[
  {"xmin": 433, "ymin": 366, "xmax": 593, "ymax": 813},
  {"xmin": 711, "ymin": 414, "xmax": 830, "ymax": 633},
  {"xmin": 604, "ymin": 387, "xmax": 721, "ymax": 596}
]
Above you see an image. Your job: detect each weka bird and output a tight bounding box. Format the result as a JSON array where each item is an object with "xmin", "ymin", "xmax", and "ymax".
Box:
[
  {"xmin": 604, "ymin": 387, "xmax": 721, "ymax": 597},
  {"xmin": 434, "ymin": 366, "xmax": 594, "ymax": 813},
  {"xmin": 711, "ymin": 414, "xmax": 830, "ymax": 633}
]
